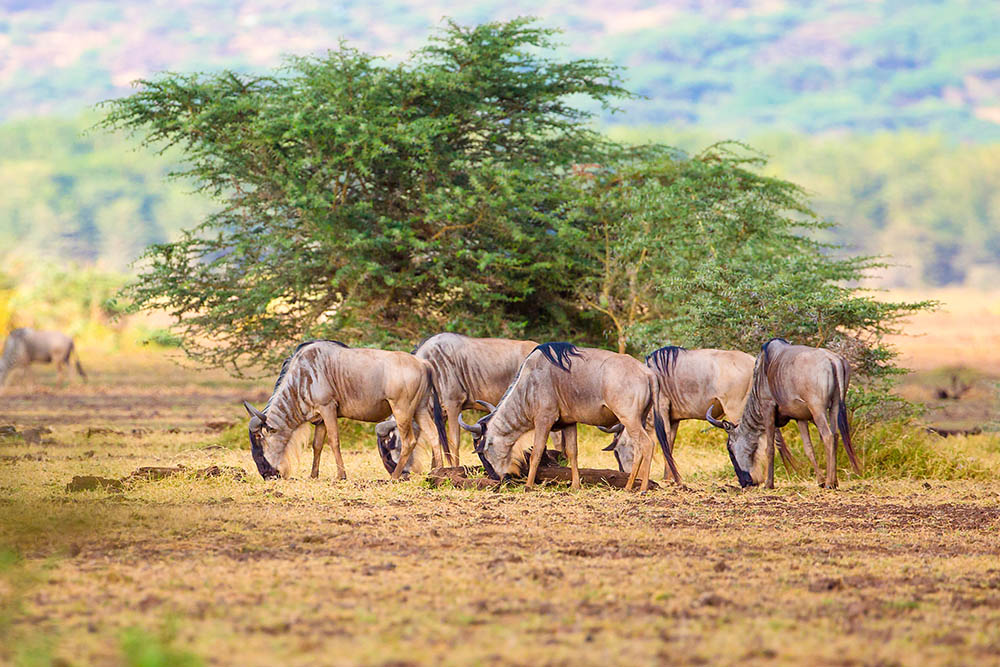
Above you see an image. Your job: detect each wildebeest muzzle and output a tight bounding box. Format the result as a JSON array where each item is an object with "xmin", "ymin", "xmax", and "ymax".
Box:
[{"xmin": 248, "ymin": 426, "xmax": 280, "ymax": 480}]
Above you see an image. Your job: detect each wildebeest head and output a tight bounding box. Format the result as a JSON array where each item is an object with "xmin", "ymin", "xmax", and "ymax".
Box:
[
  {"xmin": 374, "ymin": 418, "xmax": 416, "ymax": 477},
  {"xmin": 705, "ymin": 407, "xmax": 761, "ymax": 488},
  {"xmin": 243, "ymin": 401, "xmax": 293, "ymax": 480},
  {"xmin": 597, "ymin": 424, "xmax": 629, "ymax": 472},
  {"xmin": 459, "ymin": 400, "xmax": 516, "ymax": 481}
]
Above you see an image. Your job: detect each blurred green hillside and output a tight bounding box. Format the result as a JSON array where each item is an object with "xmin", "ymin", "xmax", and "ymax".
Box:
[
  {"xmin": 3, "ymin": 0, "xmax": 999, "ymax": 136},
  {"xmin": 1, "ymin": 1, "xmax": 999, "ymax": 283}
]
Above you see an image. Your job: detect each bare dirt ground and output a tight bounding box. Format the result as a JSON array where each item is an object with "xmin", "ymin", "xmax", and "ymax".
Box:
[{"xmin": 2, "ymin": 345, "xmax": 1000, "ymax": 666}]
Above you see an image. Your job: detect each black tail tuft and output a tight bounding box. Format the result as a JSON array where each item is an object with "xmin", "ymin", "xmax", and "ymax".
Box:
[
  {"xmin": 427, "ymin": 368, "xmax": 449, "ymax": 462},
  {"xmin": 832, "ymin": 360, "xmax": 859, "ymax": 474},
  {"xmin": 653, "ymin": 410, "xmax": 681, "ymax": 483},
  {"xmin": 66, "ymin": 342, "xmax": 87, "ymax": 380}
]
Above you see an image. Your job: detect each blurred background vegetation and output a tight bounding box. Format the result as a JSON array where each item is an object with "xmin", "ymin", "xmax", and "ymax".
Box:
[{"xmin": 1, "ymin": 0, "xmax": 998, "ymax": 288}]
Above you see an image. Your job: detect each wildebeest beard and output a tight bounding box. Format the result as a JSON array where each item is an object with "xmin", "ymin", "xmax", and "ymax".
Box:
[
  {"xmin": 248, "ymin": 426, "xmax": 280, "ymax": 479},
  {"xmin": 477, "ymin": 446, "xmax": 530, "ymax": 482}
]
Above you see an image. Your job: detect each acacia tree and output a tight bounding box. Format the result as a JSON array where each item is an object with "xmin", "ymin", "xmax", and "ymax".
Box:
[
  {"xmin": 568, "ymin": 143, "xmax": 931, "ymax": 381},
  {"xmin": 100, "ymin": 19, "xmax": 629, "ymax": 371},
  {"xmin": 103, "ymin": 18, "xmax": 929, "ymax": 388}
]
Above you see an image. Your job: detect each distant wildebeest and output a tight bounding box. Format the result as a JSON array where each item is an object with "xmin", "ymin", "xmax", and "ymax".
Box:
[
  {"xmin": 603, "ymin": 346, "xmax": 798, "ymax": 478},
  {"xmin": 242, "ymin": 340, "xmax": 447, "ymax": 480},
  {"xmin": 459, "ymin": 342, "xmax": 680, "ymax": 492},
  {"xmin": 706, "ymin": 338, "xmax": 858, "ymax": 489},
  {"xmin": 374, "ymin": 333, "xmax": 565, "ymax": 473},
  {"xmin": 0, "ymin": 328, "xmax": 87, "ymax": 386}
]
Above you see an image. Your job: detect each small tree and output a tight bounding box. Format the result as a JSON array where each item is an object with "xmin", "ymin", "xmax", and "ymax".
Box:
[
  {"xmin": 100, "ymin": 19, "xmax": 631, "ymax": 371},
  {"xmin": 569, "ymin": 143, "xmax": 932, "ymax": 381}
]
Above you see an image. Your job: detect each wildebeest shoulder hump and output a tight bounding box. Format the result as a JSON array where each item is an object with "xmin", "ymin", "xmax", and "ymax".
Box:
[
  {"xmin": 533, "ymin": 342, "xmax": 582, "ymax": 372},
  {"xmin": 645, "ymin": 345, "xmax": 686, "ymax": 375}
]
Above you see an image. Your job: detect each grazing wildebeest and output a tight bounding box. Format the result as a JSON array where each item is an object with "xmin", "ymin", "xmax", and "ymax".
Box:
[
  {"xmin": 243, "ymin": 340, "xmax": 447, "ymax": 480},
  {"xmin": 374, "ymin": 333, "xmax": 566, "ymax": 473},
  {"xmin": 459, "ymin": 342, "xmax": 679, "ymax": 492},
  {"xmin": 706, "ymin": 338, "xmax": 858, "ymax": 489},
  {"xmin": 0, "ymin": 328, "xmax": 86, "ymax": 386},
  {"xmin": 604, "ymin": 346, "xmax": 798, "ymax": 478}
]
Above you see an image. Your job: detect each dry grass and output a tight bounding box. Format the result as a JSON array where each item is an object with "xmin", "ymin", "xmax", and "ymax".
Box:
[
  {"xmin": 882, "ymin": 288, "xmax": 1000, "ymax": 374},
  {"xmin": 2, "ymin": 351, "xmax": 1000, "ymax": 665}
]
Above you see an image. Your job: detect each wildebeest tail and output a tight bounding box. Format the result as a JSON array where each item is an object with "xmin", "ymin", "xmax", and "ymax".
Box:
[
  {"xmin": 652, "ymin": 380, "xmax": 681, "ymax": 482},
  {"xmin": 831, "ymin": 359, "xmax": 859, "ymax": 473},
  {"xmin": 427, "ymin": 367, "xmax": 449, "ymax": 461},
  {"xmin": 67, "ymin": 342, "xmax": 87, "ymax": 380}
]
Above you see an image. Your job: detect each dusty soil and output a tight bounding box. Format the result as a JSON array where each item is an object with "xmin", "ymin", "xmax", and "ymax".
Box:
[{"xmin": 2, "ymin": 352, "xmax": 1000, "ymax": 666}]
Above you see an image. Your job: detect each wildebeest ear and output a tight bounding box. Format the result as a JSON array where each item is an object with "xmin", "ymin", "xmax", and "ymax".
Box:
[
  {"xmin": 602, "ymin": 441, "xmax": 617, "ymax": 451},
  {"xmin": 243, "ymin": 401, "xmax": 267, "ymax": 424},
  {"xmin": 723, "ymin": 420, "xmax": 736, "ymax": 431}
]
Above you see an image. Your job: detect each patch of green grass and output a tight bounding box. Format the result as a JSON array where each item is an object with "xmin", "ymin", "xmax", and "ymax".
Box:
[
  {"xmin": 121, "ymin": 625, "xmax": 203, "ymax": 667},
  {"xmin": 856, "ymin": 421, "xmax": 995, "ymax": 480}
]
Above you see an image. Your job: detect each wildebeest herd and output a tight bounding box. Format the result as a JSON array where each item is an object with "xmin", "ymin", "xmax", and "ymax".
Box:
[{"xmin": 241, "ymin": 333, "xmax": 859, "ymax": 491}]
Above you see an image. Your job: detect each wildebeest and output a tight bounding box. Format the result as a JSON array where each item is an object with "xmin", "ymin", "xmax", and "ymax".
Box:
[
  {"xmin": 706, "ymin": 338, "xmax": 858, "ymax": 489},
  {"xmin": 604, "ymin": 346, "xmax": 798, "ymax": 477},
  {"xmin": 0, "ymin": 328, "xmax": 86, "ymax": 386},
  {"xmin": 242, "ymin": 340, "xmax": 447, "ymax": 480},
  {"xmin": 459, "ymin": 342, "xmax": 679, "ymax": 492},
  {"xmin": 374, "ymin": 333, "xmax": 565, "ymax": 473}
]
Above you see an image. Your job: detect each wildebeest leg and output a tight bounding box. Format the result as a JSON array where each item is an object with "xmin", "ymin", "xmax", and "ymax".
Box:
[
  {"xmin": 562, "ymin": 424, "xmax": 580, "ymax": 491},
  {"xmin": 390, "ymin": 409, "xmax": 419, "ymax": 480},
  {"xmin": 773, "ymin": 428, "xmax": 800, "ymax": 476},
  {"xmin": 662, "ymin": 419, "xmax": 679, "ymax": 480},
  {"xmin": 414, "ymin": 407, "xmax": 444, "ymax": 470},
  {"xmin": 524, "ymin": 422, "xmax": 555, "ymax": 490},
  {"xmin": 813, "ymin": 407, "xmax": 838, "ymax": 489},
  {"xmin": 317, "ymin": 404, "xmax": 346, "ymax": 480},
  {"xmin": 310, "ymin": 421, "xmax": 326, "ymax": 478},
  {"xmin": 764, "ymin": 416, "xmax": 776, "ymax": 489},
  {"xmin": 56, "ymin": 359, "xmax": 67, "ymax": 385},
  {"xmin": 548, "ymin": 428, "xmax": 564, "ymax": 454},
  {"xmin": 445, "ymin": 403, "xmax": 463, "ymax": 467},
  {"xmin": 798, "ymin": 420, "xmax": 822, "ymax": 485}
]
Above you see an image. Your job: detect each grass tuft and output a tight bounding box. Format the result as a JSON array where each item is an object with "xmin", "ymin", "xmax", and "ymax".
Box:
[{"xmin": 121, "ymin": 625, "xmax": 203, "ymax": 667}]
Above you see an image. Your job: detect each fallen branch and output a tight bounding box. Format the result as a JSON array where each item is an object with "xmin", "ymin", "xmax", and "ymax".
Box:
[{"xmin": 426, "ymin": 465, "xmax": 659, "ymax": 490}]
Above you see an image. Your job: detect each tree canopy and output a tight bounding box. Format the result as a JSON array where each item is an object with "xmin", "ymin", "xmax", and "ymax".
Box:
[{"xmin": 100, "ymin": 18, "xmax": 929, "ymax": 380}]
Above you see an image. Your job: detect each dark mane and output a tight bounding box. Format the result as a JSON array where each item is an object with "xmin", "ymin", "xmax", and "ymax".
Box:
[
  {"xmin": 646, "ymin": 346, "xmax": 686, "ymax": 375},
  {"xmin": 267, "ymin": 339, "xmax": 348, "ymax": 409},
  {"xmin": 411, "ymin": 335, "xmax": 434, "ymax": 354},
  {"xmin": 761, "ymin": 337, "xmax": 789, "ymax": 368},
  {"xmin": 534, "ymin": 342, "xmax": 582, "ymax": 372}
]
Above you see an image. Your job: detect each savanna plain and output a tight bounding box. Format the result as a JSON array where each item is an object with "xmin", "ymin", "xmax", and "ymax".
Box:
[{"xmin": 2, "ymin": 291, "xmax": 1000, "ymax": 666}]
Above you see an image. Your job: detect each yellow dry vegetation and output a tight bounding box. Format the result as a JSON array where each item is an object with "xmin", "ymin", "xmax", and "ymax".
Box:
[
  {"xmin": 2, "ymin": 351, "xmax": 1000, "ymax": 665},
  {"xmin": 883, "ymin": 288, "xmax": 1000, "ymax": 373}
]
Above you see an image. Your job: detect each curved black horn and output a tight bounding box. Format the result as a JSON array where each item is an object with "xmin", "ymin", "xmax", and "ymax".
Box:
[
  {"xmin": 602, "ymin": 441, "xmax": 618, "ymax": 451},
  {"xmin": 243, "ymin": 401, "xmax": 267, "ymax": 424},
  {"xmin": 374, "ymin": 419, "xmax": 395, "ymax": 437},
  {"xmin": 458, "ymin": 412, "xmax": 484, "ymax": 436},
  {"xmin": 475, "ymin": 399, "xmax": 497, "ymax": 413},
  {"xmin": 705, "ymin": 406, "xmax": 727, "ymax": 430},
  {"xmin": 596, "ymin": 423, "xmax": 624, "ymax": 434}
]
